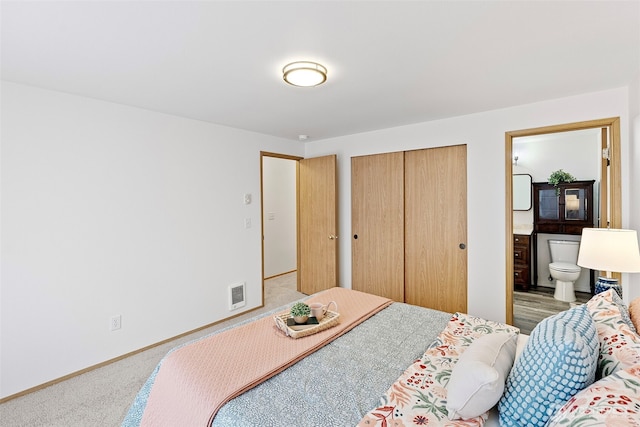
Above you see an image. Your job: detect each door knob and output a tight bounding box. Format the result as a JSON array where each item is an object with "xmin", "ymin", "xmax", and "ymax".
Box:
[
  {"xmin": 459, "ymin": 243, "xmax": 466, "ymax": 249},
  {"xmin": 353, "ymin": 234, "xmax": 358, "ymax": 239}
]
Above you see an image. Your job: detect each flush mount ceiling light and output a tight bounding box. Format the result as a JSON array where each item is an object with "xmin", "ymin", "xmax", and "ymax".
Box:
[{"xmin": 282, "ymin": 61, "xmax": 327, "ymax": 87}]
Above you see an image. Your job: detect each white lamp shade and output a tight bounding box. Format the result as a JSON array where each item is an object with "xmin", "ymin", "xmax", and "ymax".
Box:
[{"xmin": 577, "ymin": 228, "xmax": 640, "ymax": 273}]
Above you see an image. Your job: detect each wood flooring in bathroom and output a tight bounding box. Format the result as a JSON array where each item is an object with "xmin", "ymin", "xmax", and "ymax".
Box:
[{"xmin": 513, "ymin": 286, "xmax": 592, "ymax": 335}]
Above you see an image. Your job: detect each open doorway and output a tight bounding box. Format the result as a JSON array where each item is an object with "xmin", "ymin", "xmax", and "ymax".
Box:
[
  {"xmin": 504, "ymin": 118, "xmax": 622, "ymax": 327},
  {"xmin": 261, "ymin": 152, "xmax": 339, "ymax": 302},
  {"xmin": 260, "ymin": 152, "xmax": 301, "ymax": 305},
  {"xmin": 261, "ymin": 155, "xmax": 298, "ymax": 278}
]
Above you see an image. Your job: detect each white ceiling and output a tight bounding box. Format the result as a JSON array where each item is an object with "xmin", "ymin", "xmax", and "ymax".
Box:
[{"xmin": 2, "ymin": 1, "xmax": 639, "ymax": 142}]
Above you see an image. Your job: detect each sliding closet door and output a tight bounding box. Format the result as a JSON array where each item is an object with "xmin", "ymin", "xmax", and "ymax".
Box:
[
  {"xmin": 351, "ymin": 152, "xmax": 405, "ymax": 301},
  {"xmin": 404, "ymin": 145, "xmax": 467, "ymax": 313}
]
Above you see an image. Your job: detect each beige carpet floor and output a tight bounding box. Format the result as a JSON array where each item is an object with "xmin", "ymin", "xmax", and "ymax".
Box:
[{"xmin": 0, "ymin": 272, "xmax": 304, "ymax": 427}]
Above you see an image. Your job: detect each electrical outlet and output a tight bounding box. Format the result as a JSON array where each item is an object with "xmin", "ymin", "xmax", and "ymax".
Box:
[{"xmin": 110, "ymin": 315, "xmax": 122, "ymax": 331}]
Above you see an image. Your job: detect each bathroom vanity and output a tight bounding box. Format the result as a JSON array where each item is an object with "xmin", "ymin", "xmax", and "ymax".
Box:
[{"xmin": 513, "ymin": 233, "xmax": 532, "ymax": 290}]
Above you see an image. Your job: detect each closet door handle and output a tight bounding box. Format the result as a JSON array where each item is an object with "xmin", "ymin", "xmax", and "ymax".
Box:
[
  {"xmin": 459, "ymin": 243, "xmax": 466, "ymax": 250},
  {"xmin": 329, "ymin": 235, "xmax": 338, "ymax": 240}
]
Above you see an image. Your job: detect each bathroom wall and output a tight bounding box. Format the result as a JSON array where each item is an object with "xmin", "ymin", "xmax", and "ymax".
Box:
[{"xmin": 513, "ymin": 129, "xmax": 601, "ymax": 293}]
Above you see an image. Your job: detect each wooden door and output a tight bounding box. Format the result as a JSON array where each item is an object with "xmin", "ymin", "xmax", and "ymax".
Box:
[
  {"xmin": 404, "ymin": 145, "xmax": 467, "ymax": 313},
  {"xmin": 298, "ymin": 155, "xmax": 338, "ymax": 295},
  {"xmin": 351, "ymin": 152, "xmax": 405, "ymax": 301}
]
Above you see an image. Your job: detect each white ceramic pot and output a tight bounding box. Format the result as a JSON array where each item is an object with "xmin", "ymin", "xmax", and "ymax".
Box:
[{"xmin": 293, "ymin": 315, "xmax": 309, "ymax": 324}]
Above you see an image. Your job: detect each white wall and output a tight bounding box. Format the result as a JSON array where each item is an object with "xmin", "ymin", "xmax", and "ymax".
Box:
[
  {"xmin": 628, "ymin": 73, "xmax": 640, "ymax": 301},
  {"xmin": 262, "ymin": 157, "xmax": 297, "ymax": 278},
  {"xmin": 0, "ymin": 82, "xmax": 304, "ymax": 398},
  {"xmin": 305, "ymin": 87, "xmax": 632, "ymax": 323},
  {"xmin": 1, "ymin": 82, "xmax": 635, "ymax": 399}
]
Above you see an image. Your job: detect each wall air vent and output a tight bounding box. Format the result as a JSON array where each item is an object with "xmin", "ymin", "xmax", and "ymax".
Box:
[{"xmin": 228, "ymin": 282, "xmax": 246, "ymax": 310}]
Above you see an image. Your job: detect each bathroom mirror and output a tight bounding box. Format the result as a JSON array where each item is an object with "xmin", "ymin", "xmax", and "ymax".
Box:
[{"xmin": 513, "ymin": 174, "xmax": 532, "ymax": 211}]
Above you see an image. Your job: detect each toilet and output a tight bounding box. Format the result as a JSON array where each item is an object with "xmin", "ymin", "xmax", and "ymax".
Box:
[{"xmin": 548, "ymin": 239, "xmax": 582, "ymax": 302}]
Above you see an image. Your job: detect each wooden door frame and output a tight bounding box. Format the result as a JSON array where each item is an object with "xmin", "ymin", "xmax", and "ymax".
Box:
[
  {"xmin": 504, "ymin": 118, "xmax": 621, "ymax": 325},
  {"xmin": 260, "ymin": 151, "xmax": 303, "ymax": 305}
]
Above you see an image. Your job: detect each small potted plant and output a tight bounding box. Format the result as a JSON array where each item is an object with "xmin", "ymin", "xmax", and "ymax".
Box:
[
  {"xmin": 290, "ymin": 302, "xmax": 311, "ymax": 324},
  {"xmin": 548, "ymin": 169, "xmax": 576, "ymax": 195}
]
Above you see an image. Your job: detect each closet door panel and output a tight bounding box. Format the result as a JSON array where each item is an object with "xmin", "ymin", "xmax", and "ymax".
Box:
[
  {"xmin": 404, "ymin": 145, "xmax": 467, "ymax": 313},
  {"xmin": 351, "ymin": 152, "xmax": 405, "ymax": 301}
]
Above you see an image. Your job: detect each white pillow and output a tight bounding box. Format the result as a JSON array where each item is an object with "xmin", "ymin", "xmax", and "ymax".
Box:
[{"xmin": 446, "ymin": 332, "xmax": 517, "ymax": 420}]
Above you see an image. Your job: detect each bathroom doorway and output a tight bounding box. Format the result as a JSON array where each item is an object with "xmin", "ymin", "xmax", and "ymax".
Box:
[
  {"xmin": 504, "ymin": 118, "xmax": 622, "ymax": 326},
  {"xmin": 515, "ymin": 129, "xmax": 600, "ymax": 294}
]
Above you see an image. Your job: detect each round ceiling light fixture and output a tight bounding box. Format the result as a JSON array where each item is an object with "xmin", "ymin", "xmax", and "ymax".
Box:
[{"xmin": 282, "ymin": 61, "xmax": 327, "ymax": 87}]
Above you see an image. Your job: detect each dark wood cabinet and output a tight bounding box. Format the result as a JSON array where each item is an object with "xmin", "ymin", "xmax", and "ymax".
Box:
[
  {"xmin": 533, "ymin": 180, "xmax": 595, "ymax": 235},
  {"xmin": 513, "ymin": 234, "xmax": 531, "ymax": 290}
]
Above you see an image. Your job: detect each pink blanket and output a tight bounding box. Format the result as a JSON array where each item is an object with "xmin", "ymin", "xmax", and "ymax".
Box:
[{"xmin": 140, "ymin": 287, "xmax": 392, "ymax": 427}]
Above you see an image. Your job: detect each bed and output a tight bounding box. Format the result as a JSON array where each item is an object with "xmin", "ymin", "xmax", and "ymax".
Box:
[{"xmin": 123, "ymin": 287, "xmax": 640, "ymax": 427}]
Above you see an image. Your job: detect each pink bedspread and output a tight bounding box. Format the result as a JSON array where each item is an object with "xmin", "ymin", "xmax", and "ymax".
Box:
[{"xmin": 140, "ymin": 287, "xmax": 392, "ymax": 427}]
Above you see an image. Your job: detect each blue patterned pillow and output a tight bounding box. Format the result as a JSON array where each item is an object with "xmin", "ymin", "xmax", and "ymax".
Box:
[{"xmin": 498, "ymin": 305, "xmax": 598, "ymax": 427}]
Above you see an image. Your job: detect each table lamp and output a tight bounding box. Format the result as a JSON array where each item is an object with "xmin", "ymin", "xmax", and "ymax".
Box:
[{"xmin": 577, "ymin": 228, "xmax": 640, "ymax": 298}]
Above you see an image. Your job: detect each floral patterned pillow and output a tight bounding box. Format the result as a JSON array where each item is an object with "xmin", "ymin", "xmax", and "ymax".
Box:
[
  {"xmin": 586, "ymin": 289, "xmax": 640, "ymax": 378},
  {"xmin": 629, "ymin": 297, "xmax": 640, "ymax": 333},
  {"xmin": 610, "ymin": 290, "xmax": 637, "ymax": 334},
  {"xmin": 358, "ymin": 312, "xmax": 519, "ymax": 427},
  {"xmin": 546, "ymin": 364, "xmax": 640, "ymax": 426}
]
